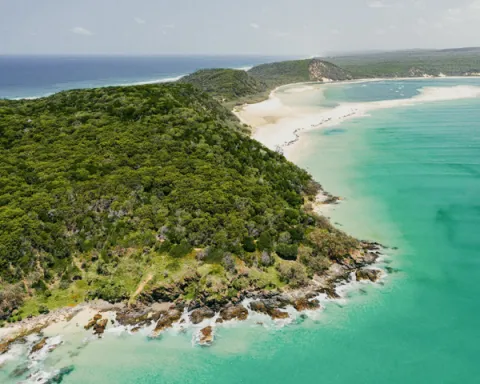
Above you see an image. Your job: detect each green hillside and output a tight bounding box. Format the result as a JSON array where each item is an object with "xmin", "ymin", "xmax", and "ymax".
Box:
[
  {"xmin": 248, "ymin": 58, "xmax": 353, "ymax": 86},
  {"xmin": 178, "ymin": 69, "xmax": 268, "ymax": 103},
  {"xmin": 0, "ymin": 83, "xmax": 359, "ymax": 321}
]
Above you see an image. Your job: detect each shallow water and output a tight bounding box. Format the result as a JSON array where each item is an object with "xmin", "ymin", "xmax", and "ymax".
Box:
[{"xmin": 2, "ymin": 79, "xmax": 480, "ymax": 383}]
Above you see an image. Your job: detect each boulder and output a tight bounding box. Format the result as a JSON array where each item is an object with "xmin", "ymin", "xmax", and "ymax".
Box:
[
  {"xmin": 269, "ymin": 308, "xmax": 289, "ymax": 320},
  {"xmin": 0, "ymin": 341, "xmax": 11, "ymax": 355},
  {"xmin": 219, "ymin": 305, "xmax": 248, "ymax": 322},
  {"xmin": 93, "ymin": 319, "xmax": 108, "ymax": 336},
  {"xmin": 30, "ymin": 337, "xmax": 47, "ymax": 354},
  {"xmin": 84, "ymin": 313, "xmax": 102, "ymax": 330},
  {"xmin": 249, "ymin": 300, "xmax": 289, "ymax": 320},
  {"xmin": 151, "ymin": 309, "xmax": 182, "ymax": 337},
  {"xmin": 189, "ymin": 307, "xmax": 215, "ymax": 324},
  {"xmin": 293, "ymin": 298, "xmax": 320, "ymax": 312},
  {"xmin": 199, "ymin": 326, "xmax": 214, "ymax": 346},
  {"xmin": 356, "ymin": 269, "xmax": 382, "ymax": 282}
]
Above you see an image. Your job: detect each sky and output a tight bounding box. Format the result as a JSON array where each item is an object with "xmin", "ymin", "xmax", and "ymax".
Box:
[{"xmin": 1, "ymin": 0, "xmax": 480, "ymax": 55}]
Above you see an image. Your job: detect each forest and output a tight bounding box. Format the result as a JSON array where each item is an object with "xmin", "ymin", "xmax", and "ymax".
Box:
[{"xmin": 0, "ymin": 83, "xmax": 358, "ymax": 322}]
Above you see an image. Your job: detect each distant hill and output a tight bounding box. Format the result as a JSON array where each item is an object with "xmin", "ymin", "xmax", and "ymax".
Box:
[
  {"xmin": 179, "ymin": 59, "xmax": 353, "ymax": 105},
  {"xmin": 178, "ymin": 69, "xmax": 268, "ymax": 103},
  {"xmin": 248, "ymin": 58, "xmax": 353, "ymax": 86},
  {"xmin": 326, "ymin": 48, "xmax": 480, "ymax": 78}
]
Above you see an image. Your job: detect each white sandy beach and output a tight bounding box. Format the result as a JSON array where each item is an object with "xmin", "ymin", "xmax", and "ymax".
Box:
[{"xmin": 234, "ymin": 78, "xmax": 480, "ymax": 161}]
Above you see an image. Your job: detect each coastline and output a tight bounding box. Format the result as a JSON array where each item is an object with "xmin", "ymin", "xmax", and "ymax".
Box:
[{"xmin": 233, "ymin": 76, "xmax": 480, "ymax": 162}]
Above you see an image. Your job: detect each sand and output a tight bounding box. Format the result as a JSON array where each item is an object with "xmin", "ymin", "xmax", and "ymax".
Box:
[{"xmin": 234, "ymin": 80, "xmax": 480, "ymax": 162}]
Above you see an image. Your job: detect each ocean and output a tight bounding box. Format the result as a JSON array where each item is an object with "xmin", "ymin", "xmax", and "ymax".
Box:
[
  {"xmin": 1, "ymin": 66, "xmax": 480, "ymax": 383},
  {"xmin": 0, "ymin": 55, "xmax": 288, "ymax": 99}
]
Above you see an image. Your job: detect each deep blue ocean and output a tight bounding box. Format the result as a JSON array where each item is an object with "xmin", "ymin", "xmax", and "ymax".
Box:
[{"xmin": 0, "ymin": 55, "xmax": 289, "ymax": 99}]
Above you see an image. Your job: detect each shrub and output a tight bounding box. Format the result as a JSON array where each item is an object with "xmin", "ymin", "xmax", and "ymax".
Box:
[
  {"xmin": 275, "ymin": 243, "xmax": 298, "ymax": 260},
  {"xmin": 170, "ymin": 239, "xmax": 192, "ymax": 258},
  {"xmin": 260, "ymin": 251, "xmax": 274, "ymax": 267},
  {"xmin": 242, "ymin": 237, "xmax": 256, "ymax": 252},
  {"xmin": 87, "ymin": 280, "xmax": 129, "ymax": 303},
  {"xmin": 298, "ymin": 245, "xmax": 330, "ymax": 273},
  {"xmin": 276, "ymin": 262, "xmax": 308, "ymax": 288},
  {"xmin": 257, "ymin": 232, "xmax": 273, "ymax": 251}
]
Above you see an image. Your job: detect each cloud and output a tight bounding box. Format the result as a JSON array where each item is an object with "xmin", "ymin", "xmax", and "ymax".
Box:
[
  {"xmin": 71, "ymin": 27, "xmax": 93, "ymax": 36},
  {"xmin": 330, "ymin": 28, "xmax": 341, "ymax": 35},
  {"xmin": 134, "ymin": 17, "xmax": 146, "ymax": 24},
  {"xmin": 250, "ymin": 23, "xmax": 260, "ymax": 29},
  {"xmin": 367, "ymin": 0, "xmax": 390, "ymax": 8}
]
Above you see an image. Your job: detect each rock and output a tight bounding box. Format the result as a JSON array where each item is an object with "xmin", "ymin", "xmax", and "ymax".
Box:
[
  {"xmin": 131, "ymin": 326, "xmax": 141, "ymax": 333},
  {"xmin": 318, "ymin": 287, "xmax": 340, "ymax": 299},
  {"xmin": 199, "ymin": 326, "xmax": 214, "ymax": 346},
  {"xmin": 249, "ymin": 300, "xmax": 289, "ymax": 320},
  {"xmin": 151, "ymin": 309, "xmax": 182, "ymax": 337},
  {"xmin": 219, "ymin": 305, "xmax": 248, "ymax": 322},
  {"xmin": 45, "ymin": 365, "xmax": 75, "ymax": 384},
  {"xmin": 189, "ymin": 307, "xmax": 215, "ymax": 324},
  {"xmin": 93, "ymin": 319, "xmax": 108, "ymax": 336},
  {"xmin": 9, "ymin": 363, "xmax": 29, "ymax": 378},
  {"xmin": 356, "ymin": 269, "xmax": 382, "ymax": 282},
  {"xmin": 269, "ymin": 308, "xmax": 289, "ymax": 320},
  {"xmin": 215, "ymin": 318, "xmax": 224, "ymax": 324},
  {"xmin": 30, "ymin": 337, "xmax": 47, "ymax": 354},
  {"xmin": 0, "ymin": 340, "xmax": 12, "ymax": 355},
  {"xmin": 84, "ymin": 313, "xmax": 102, "ymax": 330},
  {"xmin": 293, "ymin": 298, "xmax": 320, "ymax": 312}
]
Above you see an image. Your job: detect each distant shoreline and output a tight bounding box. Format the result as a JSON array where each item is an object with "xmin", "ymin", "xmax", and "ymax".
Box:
[{"xmin": 234, "ymin": 76, "xmax": 480, "ymax": 162}]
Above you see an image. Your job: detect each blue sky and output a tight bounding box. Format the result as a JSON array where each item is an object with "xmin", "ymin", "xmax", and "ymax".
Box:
[{"xmin": 1, "ymin": 0, "xmax": 479, "ymax": 55}]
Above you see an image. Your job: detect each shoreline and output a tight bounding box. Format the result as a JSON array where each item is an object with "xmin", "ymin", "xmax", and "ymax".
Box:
[{"xmin": 234, "ymin": 76, "xmax": 480, "ymax": 161}]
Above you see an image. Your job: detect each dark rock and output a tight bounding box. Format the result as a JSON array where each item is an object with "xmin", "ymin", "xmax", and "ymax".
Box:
[
  {"xmin": 249, "ymin": 300, "xmax": 289, "ymax": 320},
  {"xmin": 46, "ymin": 365, "xmax": 75, "ymax": 384},
  {"xmin": 318, "ymin": 287, "xmax": 340, "ymax": 299},
  {"xmin": 219, "ymin": 305, "xmax": 248, "ymax": 321},
  {"xmin": 30, "ymin": 337, "xmax": 47, "ymax": 354},
  {"xmin": 9, "ymin": 363, "xmax": 29, "ymax": 378},
  {"xmin": 152, "ymin": 309, "xmax": 182, "ymax": 337},
  {"xmin": 189, "ymin": 307, "xmax": 215, "ymax": 324},
  {"xmin": 293, "ymin": 297, "xmax": 320, "ymax": 312},
  {"xmin": 356, "ymin": 269, "xmax": 382, "ymax": 282},
  {"xmin": 269, "ymin": 308, "xmax": 289, "ymax": 320},
  {"xmin": 0, "ymin": 341, "xmax": 11, "ymax": 355},
  {"xmin": 93, "ymin": 319, "xmax": 108, "ymax": 336}
]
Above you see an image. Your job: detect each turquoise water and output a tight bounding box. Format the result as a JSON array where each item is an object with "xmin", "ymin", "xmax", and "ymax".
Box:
[{"xmin": 2, "ymin": 79, "xmax": 480, "ymax": 383}]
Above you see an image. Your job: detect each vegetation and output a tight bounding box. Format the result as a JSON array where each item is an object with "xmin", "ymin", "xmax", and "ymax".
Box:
[
  {"xmin": 247, "ymin": 58, "xmax": 352, "ymax": 87},
  {"xmin": 0, "ymin": 82, "xmax": 360, "ymax": 321},
  {"xmin": 327, "ymin": 48, "xmax": 480, "ymax": 78},
  {"xmin": 179, "ymin": 69, "xmax": 268, "ymax": 104}
]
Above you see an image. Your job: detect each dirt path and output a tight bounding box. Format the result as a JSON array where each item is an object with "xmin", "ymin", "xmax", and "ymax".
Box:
[{"xmin": 129, "ymin": 272, "xmax": 154, "ymax": 304}]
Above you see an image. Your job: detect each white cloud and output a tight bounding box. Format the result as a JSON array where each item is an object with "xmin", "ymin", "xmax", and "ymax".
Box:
[
  {"xmin": 367, "ymin": 1, "xmax": 390, "ymax": 8},
  {"xmin": 134, "ymin": 17, "xmax": 146, "ymax": 24},
  {"xmin": 71, "ymin": 27, "xmax": 93, "ymax": 36},
  {"xmin": 250, "ymin": 23, "xmax": 260, "ymax": 29}
]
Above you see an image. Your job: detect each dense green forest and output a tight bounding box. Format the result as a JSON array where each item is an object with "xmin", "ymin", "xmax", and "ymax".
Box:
[
  {"xmin": 0, "ymin": 83, "xmax": 359, "ymax": 322},
  {"xmin": 178, "ymin": 69, "xmax": 268, "ymax": 103}
]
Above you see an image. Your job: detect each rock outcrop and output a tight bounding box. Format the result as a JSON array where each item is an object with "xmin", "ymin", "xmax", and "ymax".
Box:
[
  {"xmin": 198, "ymin": 326, "xmax": 214, "ymax": 346},
  {"xmin": 219, "ymin": 304, "xmax": 249, "ymax": 322},
  {"xmin": 356, "ymin": 269, "xmax": 382, "ymax": 282},
  {"xmin": 189, "ymin": 307, "xmax": 215, "ymax": 324},
  {"xmin": 151, "ymin": 309, "xmax": 182, "ymax": 337}
]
